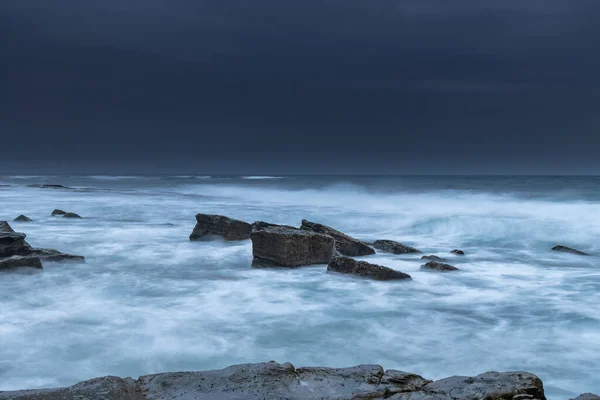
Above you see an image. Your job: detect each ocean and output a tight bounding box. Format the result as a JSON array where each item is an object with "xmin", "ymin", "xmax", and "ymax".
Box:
[{"xmin": 1, "ymin": 175, "xmax": 599, "ymax": 399}]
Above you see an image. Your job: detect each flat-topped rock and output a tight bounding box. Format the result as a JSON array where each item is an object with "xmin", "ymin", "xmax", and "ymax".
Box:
[
  {"xmin": 0, "ymin": 361, "xmax": 546, "ymax": 400},
  {"xmin": 14, "ymin": 215, "xmax": 33, "ymax": 222},
  {"xmin": 373, "ymin": 240, "xmax": 421, "ymax": 254},
  {"xmin": 328, "ymin": 255, "xmax": 412, "ymax": 281},
  {"xmin": 551, "ymin": 245, "xmax": 589, "ymax": 256},
  {"xmin": 0, "ymin": 256, "xmax": 43, "ymax": 270},
  {"xmin": 421, "ymin": 255, "xmax": 447, "ymax": 262},
  {"xmin": 420, "ymin": 261, "xmax": 459, "ymax": 272},
  {"xmin": 300, "ymin": 219, "xmax": 375, "ymax": 257},
  {"xmin": 251, "ymin": 227, "xmax": 334, "ymax": 267},
  {"xmin": 190, "ymin": 214, "xmax": 252, "ymax": 241}
]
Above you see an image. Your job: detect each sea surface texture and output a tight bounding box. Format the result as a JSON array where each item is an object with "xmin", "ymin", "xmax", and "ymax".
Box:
[{"xmin": 0, "ymin": 175, "xmax": 598, "ymax": 399}]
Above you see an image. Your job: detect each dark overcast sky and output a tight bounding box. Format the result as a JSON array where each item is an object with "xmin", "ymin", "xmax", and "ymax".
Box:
[{"xmin": 1, "ymin": 0, "xmax": 599, "ymax": 174}]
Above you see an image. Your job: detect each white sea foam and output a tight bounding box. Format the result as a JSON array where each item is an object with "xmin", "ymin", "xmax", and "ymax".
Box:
[{"xmin": 0, "ymin": 177, "xmax": 598, "ymax": 399}]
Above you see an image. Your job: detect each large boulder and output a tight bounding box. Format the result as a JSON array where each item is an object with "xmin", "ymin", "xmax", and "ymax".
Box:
[
  {"xmin": 189, "ymin": 214, "xmax": 252, "ymax": 241},
  {"xmin": 251, "ymin": 227, "xmax": 334, "ymax": 267},
  {"xmin": 0, "ymin": 221, "xmax": 84, "ymax": 265},
  {"xmin": 421, "ymin": 261, "xmax": 459, "ymax": 272},
  {"xmin": 14, "ymin": 215, "xmax": 33, "ymax": 222},
  {"xmin": 0, "ymin": 256, "xmax": 43, "ymax": 270},
  {"xmin": 0, "ymin": 361, "xmax": 546, "ymax": 400},
  {"xmin": 551, "ymin": 245, "xmax": 589, "ymax": 256},
  {"xmin": 328, "ymin": 255, "xmax": 412, "ymax": 281},
  {"xmin": 373, "ymin": 240, "xmax": 421, "ymax": 254},
  {"xmin": 300, "ymin": 219, "xmax": 375, "ymax": 257}
]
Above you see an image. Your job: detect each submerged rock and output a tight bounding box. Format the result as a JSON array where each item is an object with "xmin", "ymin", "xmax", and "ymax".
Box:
[
  {"xmin": 328, "ymin": 255, "xmax": 412, "ymax": 281},
  {"xmin": 450, "ymin": 249, "xmax": 465, "ymax": 255},
  {"xmin": 0, "ymin": 361, "xmax": 546, "ymax": 400},
  {"xmin": 51, "ymin": 209, "xmax": 67, "ymax": 216},
  {"xmin": 420, "ymin": 261, "xmax": 459, "ymax": 272},
  {"xmin": 63, "ymin": 212, "xmax": 82, "ymax": 219},
  {"xmin": 421, "ymin": 255, "xmax": 447, "ymax": 262},
  {"xmin": 0, "ymin": 256, "xmax": 43, "ymax": 270},
  {"xmin": 551, "ymin": 245, "xmax": 589, "ymax": 256},
  {"xmin": 300, "ymin": 219, "xmax": 375, "ymax": 257},
  {"xmin": 373, "ymin": 240, "xmax": 421, "ymax": 254},
  {"xmin": 14, "ymin": 215, "xmax": 33, "ymax": 222},
  {"xmin": 251, "ymin": 226, "xmax": 334, "ymax": 267},
  {"xmin": 0, "ymin": 221, "xmax": 84, "ymax": 266},
  {"xmin": 189, "ymin": 214, "xmax": 252, "ymax": 241}
]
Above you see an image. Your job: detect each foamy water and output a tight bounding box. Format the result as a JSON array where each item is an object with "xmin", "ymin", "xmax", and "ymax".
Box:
[{"xmin": 0, "ymin": 175, "xmax": 598, "ymax": 399}]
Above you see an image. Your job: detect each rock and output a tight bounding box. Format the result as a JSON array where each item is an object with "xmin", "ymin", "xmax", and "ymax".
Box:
[
  {"xmin": 373, "ymin": 240, "xmax": 421, "ymax": 254},
  {"xmin": 51, "ymin": 209, "xmax": 67, "ymax": 216},
  {"xmin": 63, "ymin": 212, "xmax": 82, "ymax": 219},
  {"xmin": 0, "ymin": 256, "xmax": 43, "ymax": 270},
  {"xmin": 421, "ymin": 255, "xmax": 447, "ymax": 262},
  {"xmin": 450, "ymin": 249, "xmax": 465, "ymax": 255},
  {"xmin": 0, "ymin": 362, "xmax": 546, "ymax": 400},
  {"xmin": 251, "ymin": 221, "xmax": 298, "ymax": 231},
  {"xmin": 300, "ymin": 219, "xmax": 375, "ymax": 257},
  {"xmin": 250, "ymin": 227, "xmax": 334, "ymax": 267},
  {"xmin": 28, "ymin": 184, "xmax": 71, "ymax": 189},
  {"xmin": 0, "ymin": 221, "xmax": 84, "ymax": 264},
  {"xmin": 551, "ymin": 245, "xmax": 589, "ymax": 256},
  {"xmin": 189, "ymin": 214, "xmax": 252, "ymax": 241},
  {"xmin": 570, "ymin": 394, "xmax": 600, "ymax": 400},
  {"xmin": 328, "ymin": 255, "xmax": 412, "ymax": 281},
  {"xmin": 14, "ymin": 215, "xmax": 33, "ymax": 222},
  {"xmin": 420, "ymin": 261, "xmax": 459, "ymax": 272}
]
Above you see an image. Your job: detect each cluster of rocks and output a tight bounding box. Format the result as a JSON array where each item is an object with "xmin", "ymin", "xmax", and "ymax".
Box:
[
  {"xmin": 0, "ymin": 360, "xmax": 552, "ymax": 400},
  {"xmin": 189, "ymin": 214, "xmax": 466, "ymax": 281},
  {"xmin": 51, "ymin": 209, "xmax": 82, "ymax": 219},
  {"xmin": 0, "ymin": 221, "xmax": 84, "ymax": 271}
]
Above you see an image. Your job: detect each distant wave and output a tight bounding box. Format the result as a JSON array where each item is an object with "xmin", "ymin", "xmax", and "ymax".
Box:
[
  {"xmin": 7, "ymin": 175, "xmax": 50, "ymax": 179},
  {"xmin": 172, "ymin": 175, "xmax": 212, "ymax": 179},
  {"xmin": 88, "ymin": 175, "xmax": 147, "ymax": 180},
  {"xmin": 241, "ymin": 176, "xmax": 285, "ymax": 180}
]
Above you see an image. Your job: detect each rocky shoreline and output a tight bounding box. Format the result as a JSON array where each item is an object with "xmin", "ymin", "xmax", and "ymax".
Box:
[{"xmin": 0, "ymin": 361, "xmax": 552, "ymax": 400}]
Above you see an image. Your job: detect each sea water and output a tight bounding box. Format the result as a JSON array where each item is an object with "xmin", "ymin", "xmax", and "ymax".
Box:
[{"xmin": 0, "ymin": 175, "xmax": 599, "ymax": 399}]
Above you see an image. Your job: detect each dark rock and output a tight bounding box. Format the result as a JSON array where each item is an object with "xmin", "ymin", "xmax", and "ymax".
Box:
[
  {"xmin": 51, "ymin": 209, "xmax": 67, "ymax": 216},
  {"xmin": 63, "ymin": 212, "xmax": 82, "ymax": 219},
  {"xmin": 421, "ymin": 261, "xmax": 459, "ymax": 272},
  {"xmin": 551, "ymin": 245, "xmax": 589, "ymax": 256},
  {"xmin": 421, "ymin": 255, "xmax": 447, "ymax": 262},
  {"xmin": 0, "ymin": 361, "xmax": 546, "ymax": 400},
  {"xmin": 189, "ymin": 214, "xmax": 252, "ymax": 241},
  {"xmin": 0, "ymin": 221, "xmax": 84, "ymax": 264},
  {"xmin": 251, "ymin": 221, "xmax": 298, "ymax": 231},
  {"xmin": 328, "ymin": 255, "xmax": 412, "ymax": 281},
  {"xmin": 373, "ymin": 240, "xmax": 421, "ymax": 254},
  {"xmin": 450, "ymin": 249, "xmax": 465, "ymax": 255},
  {"xmin": 300, "ymin": 219, "xmax": 375, "ymax": 257},
  {"xmin": 0, "ymin": 256, "xmax": 43, "ymax": 270},
  {"xmin": 251, "ymin": 227, "xmax": 334, "ymax": 267},
  {"xmin": 570, "ymin": 394, "xmax": 600, "ymax": 400},
  {"xmin": 28, "ymin": 184, "xmax": 71, "ymax": 189},
  {"xmin": 14, "ymin": 215, "xmax": 33, "ymax": 222}
]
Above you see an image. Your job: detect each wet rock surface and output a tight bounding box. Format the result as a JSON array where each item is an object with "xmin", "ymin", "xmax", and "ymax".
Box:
[
  {"xmin": 0, "ymin": 362, "xmax": 546, "ymax": 400},
  {"xmin": 0, "ymin": 256, "xmax": 43, "ymax": 270},
  {"xmin": 420, "ymin": 261, "xmax": 459, "ymax": 272},
  {"xmin": 328, "ymin": 255, "xmax": 412, "ymax": 281},
  {"xmin": 421, "ymin": 255, "xmax": 447, "ymax": 262},
  {"xmin": 551, "ymin": 245, "xmax": 589, "ymax": 256},
  {"xmin": 373, "ymin": 240, "xmax": 421, "ymax": 254},
  {"xmin": 300, "ymin": 219, "xmax": 375, "ymax": 257},
  {"xmin": 251, "ymin": 227, "xmax": 334, "ymax": 267},
  {"xmin": 14, "ymin": 215, "xmax": 32, "ymax": 222},
  {"xmin": 63, "ymin": 212, "xmax": 82, "ymax": 219},
  {"xmin": 51, "ymin": 209, "xmax": 67, "ymax": 216},
  {"xmin": 450, "ymin": 249, "xmax": 465, "ymax": 255},
  {"xmin": 189, "ymin": 214, "xmax": 252, "ymax": 241}
]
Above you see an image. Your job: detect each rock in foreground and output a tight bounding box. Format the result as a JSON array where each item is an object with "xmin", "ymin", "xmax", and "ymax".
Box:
[
  {"xmin": 328, "ymin": 255, "xmax": 412, "ymax": 281},
  {"xmin": 190, "ymin": 214, "xmax": 252, "ymax": 241},
  {"xmin": 300, "ymin": 219, "xmax": 375, "ymax": 257},
  {"xmin": 0, "ymin": 361, "xmax": 546, "ymax": 400},
  {"xmin": 551, "ymin": 245, "xmax": 589, "ymax": 256},
  {"xmin": 251, "ymin": 227, "xmax": 334, "ymax": 267},
  {"xmin": 14, "ymin": 215, "xmax": 33, "ymax": 222},
  {"xmin": 0, "ymin": 256, "xmax": 43, "ymax": 270},
  {"xmin": 420, "ymin": 261, "xmax": 459, "ymax": 272},
  {"xmin": 373, "ymin": 239, "xmax": 421, "ymax": 254}
]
